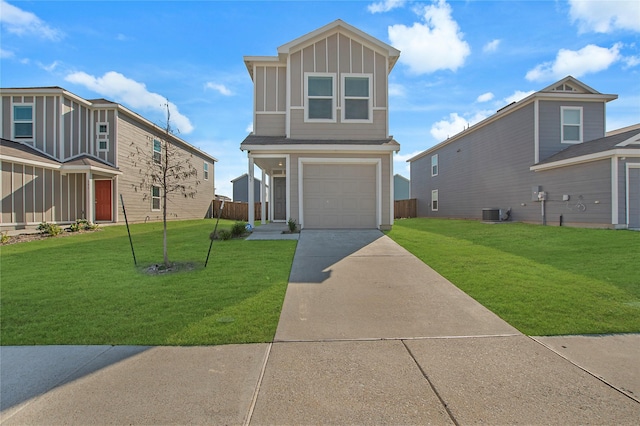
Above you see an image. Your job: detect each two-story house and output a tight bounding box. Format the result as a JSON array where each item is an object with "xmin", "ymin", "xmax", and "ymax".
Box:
[
  {"xmin": 241, "ymin": 20, "xmax": 400, "ymax": 230},
  {"xmin": 408, "ymin": 76, "xmax": 640, "ymax": 229},
  {"xmin": 0, "ymin": 87, "xmax": 217, "ymax": 232}
]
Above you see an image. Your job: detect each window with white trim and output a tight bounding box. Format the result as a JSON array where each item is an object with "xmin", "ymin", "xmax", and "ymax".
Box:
[
  {"xmin": 342, "ymin": 74, "xmax": 372, "ymax": 122},
  {"xmin": 431, "ymin": 154, "xmax": 439, "ymax": 176},
  {"xmin": 204, "ymin": 162, "xmax": 209, "ymax": 180},
  {"xmin": 305, "ymin": 73, "xmax": 335, "ymax": 121},
  {"xmin": 431, "ymin": 190, "xmax": 439, "ymax": 211},
  {"xmin": 561, "ymin": 107, "xmax": 582, "ymax": 143},
  {"xmin": 153, "ymin": 139, "xmax": 162, "ymax": 163},
  {"xmin": 151, "ymin": 185, "xmax": 161, "ymax": 210},
  {"xmin": 97, "ymin": 122, "xmax": 109, "ymax": 152},
  {"xmin": 14, "ymin": 105, "xmax": 34, "ymax": 139}
]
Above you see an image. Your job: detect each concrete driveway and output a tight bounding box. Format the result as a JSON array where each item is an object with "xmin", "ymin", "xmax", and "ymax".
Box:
[{"xmin": 276, "ymin": 230, "xmax": 519, "ymax": 341}]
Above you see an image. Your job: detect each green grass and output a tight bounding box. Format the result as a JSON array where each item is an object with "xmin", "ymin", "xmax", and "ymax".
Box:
[
  {"xmin": 387, "ymin": 219, "xmax": 640, "ymax": 336},
  {"xmin": 0, "ymin": 219, "xmax": 296, "ymax": 346}
]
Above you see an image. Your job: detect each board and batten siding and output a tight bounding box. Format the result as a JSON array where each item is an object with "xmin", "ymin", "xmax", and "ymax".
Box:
[
  {"xmin": 538, "ymin": 100, "xmax": 605, "ymax": 162},
  {"xmin": 115, "ymin": 113, "xmax": 214, "ymax": 223},
  {"xmin": 1, "ymin": 160, "xmax": 85, "ymax": 227},
  {"xmin": 287, "ymin": 31, "xmax": 388, "ymax": 140},
  {"xmin": 0, "ymin": 93, "xmax": 118, "ymax": 165}
]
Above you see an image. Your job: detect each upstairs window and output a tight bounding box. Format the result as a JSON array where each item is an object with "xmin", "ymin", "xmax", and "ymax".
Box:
[
  {"xmin": 153, "ymin": 139, "xmax": 162, "ymax": 163},
  {"xmin": 342, "ymin": 74, "xmax": 372, "ymax": 121},
  {"xmin": 305, "ymin": 73, "xmax": 335, "ymax": 121},
  {"xmin": 431, "ymin": 154, "xmax": 439, "ymax": 176},
  {"xmin": 14, "ymin": 105, "xmax": 33, "ymax": 139},
  {"xmin": 97, "ymin": 122, "xmax": 109, "ymax": 152},
  {"xmin": 204, "ymin": 162, "xmax": 209, "ymax": 180},
  {"xmin": 561, "ymin": 107, "xmax": 582, "ymax": 143}
]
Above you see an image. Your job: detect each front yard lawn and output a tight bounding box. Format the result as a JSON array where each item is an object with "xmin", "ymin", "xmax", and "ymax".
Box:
[
  {"xmin": 1, "ymin": 219, "xmax": 296, "ymax": 346},
  {"xmin": 388, "ymin": 218, "xmax": 640, "ymax": 336}
]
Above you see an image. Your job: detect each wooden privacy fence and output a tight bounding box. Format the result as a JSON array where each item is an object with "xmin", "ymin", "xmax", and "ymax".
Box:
[
  {"xmin": 395, "ymin": 198, "xmax": 416, "ymax": 219},
  {"xmin": 211, "ymin": 200, "xmax": 268, "ymax": 221}
]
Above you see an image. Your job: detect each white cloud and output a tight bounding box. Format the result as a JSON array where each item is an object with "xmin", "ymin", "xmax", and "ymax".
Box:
[
  {"xmin": 525, "ymin": 43, "xmax": 621, "ymax": 82},
  {"xmin": 476, "ymin": 92, "xmax": 494, "ymax": 103},
  {"xmin": 503, "ymin": 90, "xmax": 535, "ymax": 104},
  {"xmin": 430, "ymin": 111, "xmax": 491, "ymax": 141},
  {"xmin": 38, "ymin": 60, "xmax": 60, "ymax": 72},
  {"xmin": 245, "ymin": 122, "xmax": 253, "ymax": 133},
  {"xmin": 368, "ymin": 0, "xmax": 406, "ymax": 13},
  {"xmin": 205, "ymin": 82, "xmax": 233, "ymax": 96},
  {"xmin": 393, "ymin": 150, "xmax": 423, "ymax": 163},
  {"xmin": 483, "ymin": 39, "xmax": 501, "ymax": 53},
  {"xmin": 0, "ymin": 48, "xmax": 14, "ymax": 59},
  {"xmin": 568, "ymin": 0, "xmax": 640, "ymax": 33},
  {"xmin": 623, "ymin": 55, "xmax": 640, "ymax": 68},
  {"xmin": 388, "ymin": 0, "xmax": 470, "ymax": 74},
  {"xmin": 0, "ymin": 0, "xmax": 63, "ymax": 41},
  {"xmin": 65, "ymin": 71, "xmax": 194, "ymax": 134},
  {"xmin": 389, "ymin": 83, "xmax": 406, "ymax": 97}
]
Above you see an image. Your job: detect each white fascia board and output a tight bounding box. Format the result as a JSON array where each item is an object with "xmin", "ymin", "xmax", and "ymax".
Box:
[
  {"xmin": 62, "ymin": 164, "xmax": 123, "ymax": 175},
  {"xmin": 615, "ymin": 133, "xmax": 640, "ymax": 147},
  {"xmin": 241, "ymin": 144, "xmax": 400, "ymax": 153},
  {"xmin": 530, "ymin": 149, "xmax": 640, "ymax": 171},
  {"xmin": 0, "ymin": 155, "xmax": 60, "ymax": 169}
]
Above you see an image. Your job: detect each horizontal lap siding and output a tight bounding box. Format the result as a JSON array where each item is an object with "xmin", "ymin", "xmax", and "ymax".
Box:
[
  {"xmin": 534, "ymin": 160, "xmax": 612, "ymax": 226},
  {"xmin": 255, "ymin": 114, "xmax": 285, "ymax": 136},
  {"xmin": 412, "ymin": 104, "xmax": 536, "ymax": 220},
  {"xmin": 538, "ymin": 101, "xmax": 605, "ymax": 162},
  {"xmin": 116, "ymin": 115, "xmax": 214, "ymax": 223},
  {"xmin": 290, "ymin": 109, "xmax": 386, "ymax": 139}
]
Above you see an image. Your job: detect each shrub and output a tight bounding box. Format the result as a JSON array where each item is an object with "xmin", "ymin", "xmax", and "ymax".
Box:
[
  {"xmin": 37, "ymin": 222, "xmax": 62, "ymax": 236},
  {"xmin": 1, "ymin": 232, "xmax": 9, "ymax": 244},
  {"xmin": 68, "ymin": 219, "xmax": 98, "ymax": 232},
  {"xmin": 218, "ymin": 229, "xmax": 233, "ymax": 240},
  {"xmin": 231, "ymin": 222, "xmax": 246, "ymax": 237},
  {"xmin": 287, "ymin": 218, "xmax": 297, "ymax": 233}
]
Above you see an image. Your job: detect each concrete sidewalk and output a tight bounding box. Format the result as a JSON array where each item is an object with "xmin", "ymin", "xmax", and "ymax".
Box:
[{"xmin": 1, "ymin": 230, "xmax": 639, "ymax": 424}]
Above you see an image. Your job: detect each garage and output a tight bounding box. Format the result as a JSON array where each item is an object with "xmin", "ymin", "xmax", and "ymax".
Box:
[{"xmin": 302, "ymin": 163, "xmax": 377, "ymax": 229}]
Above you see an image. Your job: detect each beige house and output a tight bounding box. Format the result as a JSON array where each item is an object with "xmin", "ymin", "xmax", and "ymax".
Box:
[
  {"xmin": 0, "ymin": 87, "xmax": 217, "ymax": 232},
  {"xmin": 241, "ymin": 20, "xmax": 400, "ymax": 230}
]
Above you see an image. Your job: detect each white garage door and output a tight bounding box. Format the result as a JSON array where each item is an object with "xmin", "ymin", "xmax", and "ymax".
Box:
[{"xmin": 303, "ymin": 164, "xmax": 377, "ymax": 229}]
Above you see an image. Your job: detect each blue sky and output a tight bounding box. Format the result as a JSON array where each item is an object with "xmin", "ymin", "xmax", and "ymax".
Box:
[{"xmin": 1, "ymin": 0, "xmax": 639, "ymax": 198}]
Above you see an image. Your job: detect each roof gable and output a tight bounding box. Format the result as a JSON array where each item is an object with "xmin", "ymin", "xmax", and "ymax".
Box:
[
  {"xmin": 538, "ymin": 76, "xmax": 601, "ymax": 95},
  {"xmin": 277, "ymin": 19, "xmax": 400, "ymax": 71}
]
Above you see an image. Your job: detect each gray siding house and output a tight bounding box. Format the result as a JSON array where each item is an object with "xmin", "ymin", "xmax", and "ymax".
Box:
[
  {"xmin": 0, "ymin": 87, "xmax": 217, "ymax": 231},
  {"xmin": 241, "ymin": 20, "xmax": 400, "ymax": 230},
  {"xmin": 232, "ymin": 173, "xmax": 264, "ymax": 202},
  {"xmin": 408, "ymin": 77, "xmax": 640, "ymax": 229},
  {"xmin": 394, "ymin": 174, "xmax": 410, "ymax": 200}
]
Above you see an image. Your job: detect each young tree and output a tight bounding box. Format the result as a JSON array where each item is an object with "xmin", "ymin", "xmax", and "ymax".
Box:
[{"xmin": 129, "ymin": 102, "xmax": 200, "ymax": 268}]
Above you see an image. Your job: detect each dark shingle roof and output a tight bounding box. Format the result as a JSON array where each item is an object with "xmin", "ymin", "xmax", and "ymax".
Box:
[{"xmin": 538, "ymin": 128, "xmax": 640, "ymax": 165}]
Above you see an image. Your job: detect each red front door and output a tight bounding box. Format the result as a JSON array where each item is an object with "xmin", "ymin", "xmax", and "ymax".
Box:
[{"xmin": 95, "ymin": 180, "xmax": 112, "ymax": 221}]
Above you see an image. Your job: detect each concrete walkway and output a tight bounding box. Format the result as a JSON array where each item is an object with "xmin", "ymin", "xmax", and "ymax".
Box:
[{"xmin": 1, "ymin": 230, "xmax": 639, "ymax": 425}]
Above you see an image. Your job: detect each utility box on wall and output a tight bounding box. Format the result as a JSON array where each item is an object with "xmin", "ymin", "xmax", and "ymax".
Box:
[{"xmin": 531, "ymin": 186, "xmax": 542, "ymax": 202}]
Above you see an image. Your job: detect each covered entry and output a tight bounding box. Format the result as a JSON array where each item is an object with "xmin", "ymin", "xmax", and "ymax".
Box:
[{"xmin": 300, "ymin": 160, "xmax": 379, "ymax": 229}]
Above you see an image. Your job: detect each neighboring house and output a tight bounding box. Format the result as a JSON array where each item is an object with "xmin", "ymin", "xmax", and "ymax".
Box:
[
  {"xmin": 240, "ymin": 19, "xmax": 400, "ymax": 230},
  {"xmin": 0, "ymin": 87, "xmax": 217, "ymax": 231},
  {"xmin": 394, "ymin": 174, "xmax": 410, "ymax": 200},
  {"xmin": 408, "ymin": 76, "xmax": 640, "ymax": 229},
  {"xmin": 231, "ymin": 173, "xmax": 265, "ymax": 202}
]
